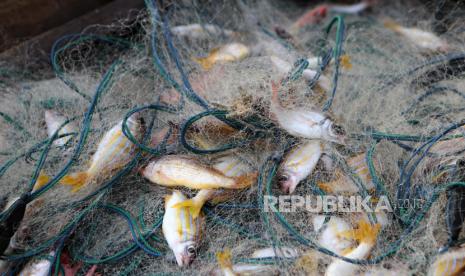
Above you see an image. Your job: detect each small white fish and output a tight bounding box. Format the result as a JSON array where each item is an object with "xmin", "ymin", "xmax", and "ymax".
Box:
[
  {"xmin": 251, "ymin": 247, "xmax": 300, "ymax": 258},
  {"xmin": 270, "ymin": 56, "xmax": 332, "ymax": 92},
  {"xmin": 313, "ymin": 215, "xmax": 353, "ymax": 255},
  {"xmin": 384, "ymin": 20, "xmax": 448, "ymax": 52},
  {"xmin": 429, "ymin": 246, "xmax": 465, "ymax": 276},
  {"xmin": 19, "ymin": 251, "xmax": 55, "ymax": 276},
  {"xmin": 193, "ymin": 43, "xmax": 250, "ymax": 70},
  {"xmin": 143, "ymin": 155, "xmax": 257, "ymax": 190},
  {"xmin": 163, "ymin": 190, "xmax": 203, "ymax": 267},
  {"xmin": 213, "ymin": 249, "xmax": 279, "ymax": 276},
  {"xmin": 60, "ymin": 114, "xmax": 144, "ymax": 192},
  {"xmin": 270, "ymin": 81, "xmax": 345, "ymax": 143},
  {"xmin": 325, "ymin": 220, "xmax": 380, "ymax": 276},
  {"xmin": 171, "ymin": 24, "xmax": 236, "ymax": 39},
  {"xmin": 170, "ymin": 155, "xmax": 254, "ymax": 218},
  {"xmin": 44, "ymin": 110, "xmax": 78, "ymax": 147},
  {"xmin": 329, "ymin": 1, "xmax": 374, "ymax": 14},
  {"xmin": 318, "ymin": 153, "xmax": 376, "ymax": 194},
  {"xmin": 278, "ymin": 140, "xmax": 322, "ymax": 194}
]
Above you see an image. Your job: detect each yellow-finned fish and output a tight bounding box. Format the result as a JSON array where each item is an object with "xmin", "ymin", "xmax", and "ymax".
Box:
[
  {"xmin": 312, "ymin": 215, "xmax": 354, "ymax": 255},
  {"xmin": 213, "ymin": 248, "xmax": 279, "ymax": 276},
  {"xmin": 171, "ymin": 23, "xmax": 236, "ymax": 39},
  {"xmin": 60, "ymin": 114, "xmax": 144, "ymax": 192},
  {"xmin": 44, "ymin": 110, "xmax": 77, "ymax": 147},
  {"xmin": 429, "ymin": 246, "xmax": 465, "ymax": 276},
  {"xmin": 307, "ymin": 54, "xmax": 352, "ymax": 71},
  {"xmin": 270, "ymin": 56, "xmax": 332, "ymax": 92},
  {"xmin": 384, "ymin": 20, "xmax": 448, "ymax": 52},
  {"xmin": 172, "ymin": 155, "xmax": 254, "ymax": 218},
  {"xmin": 251, "ymin": 247, "xmax": 300, "ymax": 259},
  {"xmin": 318, "ymin": 153, "xmax": 376, "ymax": 194},
  {"xmin": 278, "ymin": 140, "xmax": 322, "ymax": 194},
  {"xmin": 270, "ymin": 81, "xmax": 345, "ymax": 143},
  {"xmin": 163, "ymin": 190, "xmax": 203, "ymax": 267},
  {"xmin": 193, "ymin": 43, "xmax": 249, "ymax": 70},
  {"xmin": 325, "ymin": 220, "xmax": 380, "ymax": 276},
  {"xmin": 142, "ymin": 155, "xmax": 257, "ymax": 190}
]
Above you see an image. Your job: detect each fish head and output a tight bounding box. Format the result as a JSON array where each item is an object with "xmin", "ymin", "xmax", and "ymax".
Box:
[
  {"xmin": 324, "ymin": 120, "xmax": 346, "ymax": 145},
  {"xmin": 142, "ymin": 161, "xmax": 158, "ymax": 179},
  {"xmin": 124, "ymin": 112, "xmax": 145, "ymax": 138},
  {"xmin": 174, "ymin": 241, "xmax": 197, "ymax": 267},
  {"xmin": 279, "ymin": 171, "xmax": 298, "ymax": 194}
]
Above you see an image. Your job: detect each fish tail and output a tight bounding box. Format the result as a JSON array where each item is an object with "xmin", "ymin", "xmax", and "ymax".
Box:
[
  {"xmin": 33, "ymin": 172, "xmax": 51, "ymax": 191},
  {"xmin": 172, "ymin": 199, "xmax": 203, "ymax": 219},
  {"xmin": 383, "ymin": 19, "xmax": 400, "ymax": 32},
  {"xmin": 60, "ymin": 172, "xmax": 89, "ymax": 192},
  {"xmin": 339, "ymin": 54, "xmax": 352, "ymax": 70},
  {"xmin": 192, "ymin": 56, "xmax": 214, "ymax": 70},
  {"xmin": 233, "ymin": 172, "xmax": 258, "ymax": 189},
  {"xmin": 216, "ymin": 248, "xmax": 233, "ymax": 270},
  {"xmin": 338, "ymin": 220, "xmax": 380, "ymax": 244}
]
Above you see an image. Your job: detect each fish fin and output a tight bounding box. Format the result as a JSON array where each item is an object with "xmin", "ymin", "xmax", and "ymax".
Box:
[
  {"xmin": 33, "ymin": 172, "xmax": 51, "ymax": 191},
  {"xmin": 193, "ymin": 48, "xmax": 218, "ymax": 70},
  {"xmin": 339, "ymin": 54, "xmax": 352, "ymax": 70},
  {"xmin": 233, "ymin": 172, "xmax": 258, "ymax": 189},
  {"xmin": 316, "ymin": 181, "xmax": 333, "ymax": 193},
  {"xmin": 60, "ymin": 172, "xmax": 89, "ymax": 192},
  {"xmin": 172, "ymin": 199, "xmax": 203, "ymax": 219},
  {"xmin": 216, "ymin": 248, "xmax": 233, "ymax": 270},
  {"xmin": 192, "ymin": 56, "xmax": 214, "ymax": 70},
  {"xmin": 338, "ymin": 220, "xmax": 380, "ymax": 244},
  {"xmin": 432, "ymin": 170, "xmax": 448, "ymax": 183},
  {"xmin": 383, "ymin": 19, "xmax": 400, "ymax": 32}
]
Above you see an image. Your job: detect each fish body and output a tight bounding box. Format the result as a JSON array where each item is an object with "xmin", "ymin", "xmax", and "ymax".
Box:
[
  {"xmin": 163, "ymin": 190, "xmax": 203, "ymax": 267},
  {"xmin": 384, "ymin": 20, "xmax": 448, "ymax": 52},
  {"xmin": 318, "ymin": 153, "xmax": 376, "ymax": 194},
  {"xmin": 171, "ymin": 24, "xmax": 235, "ymax": 39},
  {"xmin": 252, "ymin": 247, "xmax": 300, "ymax": 258},
  {"xmin": 329, "ymin": 1, "xmax": 373, "ymax": 14},
  {"xmin": 44, "ymin": 110, "xmax": 77, "ymax": 147},
  {"xmin": 429, "ymin": 246, "xmax": 465, "ymax": 276},
  {"xmin": 270, "ymin": 81, "xmax": 345, "ymax": 143},
  {"xmin": 194, "ymin": 43, "xmax": 249, "ymax": 70},
  {"xmin": 313, "ymin": 215, "xmax": 353, "ymax": 255},
  {"xmin": 143, "ymin": 155, "xmax": 257, "ymax": 190},
  {"xmin": 213, "ymin": 248, "xmax": 278, "ymax": 276},
  {"xmin": 61, "ymin": 114, "xmax": 143, "ymax": 192},
  {"xmin": 170, "ymin": 155, "xmax": 255, "ymax": 218},
  {"xmin": 325, "ymin": 220, "xmax": 380, "ymax": 276},
  {"xmin": 279, "ymin": 140, "xmax": 322, "ymax": 194},
  {"xmin": 19, "ymin": 251, "xmax": 55, "ymax": 276},
  {"xmin": 270, "ymin": 56, "xmax": 331, "ymax": 92},
  {"xmin": 291, "ymin": 5, "xmax": 328, "ymax": 32}
]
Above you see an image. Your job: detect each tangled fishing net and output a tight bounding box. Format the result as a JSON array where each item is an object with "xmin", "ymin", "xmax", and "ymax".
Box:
[{"xmin": 2, "ymin": 0, "xmax": 465, "ymax": 274}]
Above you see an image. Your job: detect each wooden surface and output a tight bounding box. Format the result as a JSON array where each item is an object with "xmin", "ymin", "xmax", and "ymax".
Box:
[
  {"xmin": 0, "ymin": 0, "xmax": 144, "ymax": 66},
  {"xmin": 0, "ymin": 0, "xmax": 114, "ymax": 52}
]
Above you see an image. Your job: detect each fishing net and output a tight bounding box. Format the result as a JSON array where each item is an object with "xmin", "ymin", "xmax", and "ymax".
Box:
[{"xmin": 2, "ymin": 0, "xmax": 465, "ymax": 274}]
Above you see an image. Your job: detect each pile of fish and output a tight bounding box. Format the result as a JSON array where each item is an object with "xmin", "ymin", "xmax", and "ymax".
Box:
[{"xmin": 2, "ymin": 0, "xmax": 465, "ymax": 275}]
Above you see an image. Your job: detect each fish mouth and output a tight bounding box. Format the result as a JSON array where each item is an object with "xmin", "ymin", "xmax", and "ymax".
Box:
[
  {"xmin": 279, "ymin": 173, "xmax": 297, "ymax": 194},
  {"xmin": 176, "ymin": 254, "xmax": 194, "ymax": 267}
]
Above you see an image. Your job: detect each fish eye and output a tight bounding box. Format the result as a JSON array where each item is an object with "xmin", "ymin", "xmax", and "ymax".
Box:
[
  {"xmin": 187, "ymin": 246, "xmax": 196, "ymax": 256},
  {"xmin": 331, "ymin": 124, "xmax": 346, "ymax": 136},
  {"xmin": 278, "ymin": 174, "xmax": 289, "ymax": 183}
]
